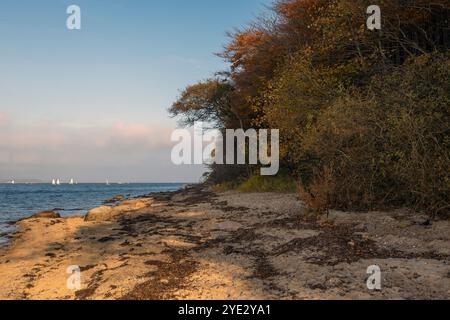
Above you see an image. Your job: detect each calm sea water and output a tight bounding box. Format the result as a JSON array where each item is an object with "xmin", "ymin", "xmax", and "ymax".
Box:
[{"xmin": 0, "ymin": 183, "xmax": 186, "ymax": 246}]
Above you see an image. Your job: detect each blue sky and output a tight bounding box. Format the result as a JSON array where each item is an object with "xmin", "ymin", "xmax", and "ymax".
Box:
[{"xmin": 0, "ymin": 0, "xmax": 270, "ymax": 182}]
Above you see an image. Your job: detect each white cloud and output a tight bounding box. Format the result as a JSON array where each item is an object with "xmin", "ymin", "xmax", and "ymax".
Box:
[
  {"xmin": 94, "ymin": 122, "xmax": 173, "ymax": 152},
  {"xmin": 0, "ymin": 118, "xmax": 206, "ymax": 182},
  {"xmin": 0, "ymin": 113, "xmax": 9, "ymax": 126},
  {"xmin": 0, "ymin": 121, "xmax": 174, "ymax": 165}
]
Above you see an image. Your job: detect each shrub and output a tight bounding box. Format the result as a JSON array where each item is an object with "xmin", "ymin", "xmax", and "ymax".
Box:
[
  {"xmin": 212, "ymin": 171, "xmax": 297, "ymax": 193},
  {"xmin": 237, "ymin": 171, "xmax": 297, "ymax": 193},
  {"xmin": 295, "ymin": 52, "xmax": 450, "ymax": 217}
]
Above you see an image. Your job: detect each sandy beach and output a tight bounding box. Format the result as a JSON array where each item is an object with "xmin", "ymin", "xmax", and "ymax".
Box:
[{"xmin": 0, "ymin": 186, "xmax": 449, "ymax": 300}]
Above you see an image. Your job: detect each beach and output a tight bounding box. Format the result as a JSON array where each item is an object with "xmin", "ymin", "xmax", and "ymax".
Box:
[{"xmin": 0, "ymin": 186, "xmax": 449, "ymax": 300}]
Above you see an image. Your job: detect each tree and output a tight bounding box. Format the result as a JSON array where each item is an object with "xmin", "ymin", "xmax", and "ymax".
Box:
[{"xmin": 169, "ymin": 79, "xmax": 242, "ymax": 129}]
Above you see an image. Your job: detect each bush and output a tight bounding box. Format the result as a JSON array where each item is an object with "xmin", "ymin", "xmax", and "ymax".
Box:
[
  {"xmin": 373, "ymin": 53, "xmax": 450, "ymax": 217},
  {"xmin": 212, "ymin": 171, "xmax": 297, "ymax": 193},
  {"xmin": 238, "ymin": 172, "xmax": 297, "ymax": 193},
  {"xmin": 211, "ymin": 180, "xmax": 242, "ymax": 193},
  {"xmin": 293, "ymin": 52, "xmax": 450, "ymax": 217}
]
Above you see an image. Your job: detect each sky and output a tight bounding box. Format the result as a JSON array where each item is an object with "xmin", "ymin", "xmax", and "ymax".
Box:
[{"xmin": 0, "ymin": 0, "xmax": 270, "ymax": 183}]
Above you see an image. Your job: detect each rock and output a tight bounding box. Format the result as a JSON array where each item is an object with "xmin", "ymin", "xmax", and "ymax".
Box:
[
  {"xmin": 31, "ymin": 211, "xmax": 61, "ymax": 219},
  {"xmin": 103, "ymin": 195, "xmax": 125, "ymax": 204},
  {"xmin": 85, "ymin": 199, "xmax": 151, "ymax": 222},
  {"xmin": 84, "ymin": 206, "xmax": 115, "ymax": 222}
]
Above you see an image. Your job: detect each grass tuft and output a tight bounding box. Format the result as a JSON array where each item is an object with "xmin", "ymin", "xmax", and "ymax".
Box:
[{"xmin": 212, "ymin": 172, "xmax": 297, "ymax": 193}]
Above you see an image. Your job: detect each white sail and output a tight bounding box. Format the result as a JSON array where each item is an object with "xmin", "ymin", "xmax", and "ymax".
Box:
[
  {"xmin": 52, "ymin": 179, "xmax": 56, "ymax": 185},
  {"xmin": 11, "ymin": 180, "xmax": 15, "ymax": 184},
  {"xmin": 106, "ymin": 179, "xmax": 110, "ymax": 185},
  {"xmin": 56, "ymin": 179, "xmax": 61, "ymax": 185},
  {"xmin": 69, "ymin": 178, "xmax": 74, "ymax": 185}
]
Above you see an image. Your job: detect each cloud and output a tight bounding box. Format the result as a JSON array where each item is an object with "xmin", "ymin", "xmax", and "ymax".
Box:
[
  {"xmin": 95, "ymin": 122, "xmax": 173, "ymax": 152},
  {"xmin": 0, "ymin": 113, "xmax": 9, "ymax": 126},
  {"xmin": 0, "ymin": 119, "xmax": 205, "ymax": 183},
  {"xmin": 0, "ymin": 121, "xmax": 174, "ymax": 166}
]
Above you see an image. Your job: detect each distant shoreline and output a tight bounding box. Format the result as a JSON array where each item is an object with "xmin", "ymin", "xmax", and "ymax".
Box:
[{"xmin": 0, "ymin": 182, "xmax": 197, "ymax": 185}]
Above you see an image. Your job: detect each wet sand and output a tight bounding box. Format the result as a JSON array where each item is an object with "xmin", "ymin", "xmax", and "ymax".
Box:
[{"xmin": 0, "ymin": 186, "xmax": 449, "ymax": 300}]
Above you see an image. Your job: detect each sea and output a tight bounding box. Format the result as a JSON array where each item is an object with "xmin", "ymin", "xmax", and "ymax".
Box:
[{"xmin": 0, "ymin": 183, "xmax": 186, "ymax": 246}]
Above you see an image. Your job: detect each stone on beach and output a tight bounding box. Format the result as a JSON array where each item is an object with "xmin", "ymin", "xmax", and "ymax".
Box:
[
  {"xmin": 85, "ymin": 199, "xmax": 151, "ymax": 222},
  {"xmin": 84, "ymin": 206, "xmax": 115, "ymax": 222},
  {"xmin": 103, "ymin": 195, "xmax": 125, "ymax": 204},
  {"xmin": 30, "ymin": 211, "xmax": 61, "ymax": 219}
]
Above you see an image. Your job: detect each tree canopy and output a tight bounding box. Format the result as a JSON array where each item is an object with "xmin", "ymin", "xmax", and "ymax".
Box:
[{"xmin": 170, "ymin": 0, "xmax": 450, "ymax": 217}]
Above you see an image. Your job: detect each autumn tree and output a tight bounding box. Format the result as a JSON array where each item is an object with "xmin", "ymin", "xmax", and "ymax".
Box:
[{"xmin": 170, "ymin": 0, "xmax": 450, "ymax": 216}]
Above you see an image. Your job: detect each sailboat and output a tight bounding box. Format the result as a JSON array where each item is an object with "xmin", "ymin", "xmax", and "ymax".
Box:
[
  {"xmin": 11, "ymin": 180, "xmax": 15, "ymax": 184},
  {"xmin": 69, "ymin": 178, "xmax": 74, "ymax": 185},
  {"xmin": 56, "ymin": 179, "xmax": 61, "ymax": 186},
  {"xmin": 106, "ymin": 179, "xmax": 110, "ymax": 186},
  {"xmin": 52, "ymin": 179, "xmax": 56, "ymax": 185}
]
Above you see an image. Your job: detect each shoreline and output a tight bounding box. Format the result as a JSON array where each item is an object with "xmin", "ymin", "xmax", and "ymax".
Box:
[
  {"xmin": 0, "ymin": 183, "xmax": 188, "ymax": 248},
  {"xmin": 0, "ymin": 186, "xmax": 449, "ymax": 300}
]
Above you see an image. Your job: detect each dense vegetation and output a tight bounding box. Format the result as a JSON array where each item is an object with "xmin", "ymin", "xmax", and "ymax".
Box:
[{"xmin": 170, "ymin": 0, "xmax": 450, "ymax": 218}]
